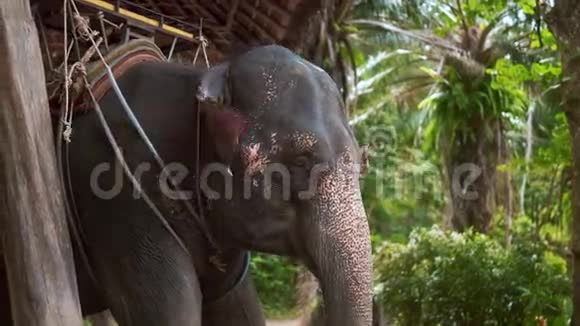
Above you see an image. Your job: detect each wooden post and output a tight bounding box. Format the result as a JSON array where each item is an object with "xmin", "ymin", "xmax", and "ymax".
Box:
[{"xmin": 0, "ymin": 0, "xmax": 84, "ymax": 325}]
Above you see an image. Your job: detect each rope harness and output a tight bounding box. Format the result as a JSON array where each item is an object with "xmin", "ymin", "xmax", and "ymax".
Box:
[
  {"xmin": 192, "ymin": 19, "xmax": 211, "ymax": 69},
  {"xmin": 59, "ymin": 0, "xmax": 224, "ymax": 275}
]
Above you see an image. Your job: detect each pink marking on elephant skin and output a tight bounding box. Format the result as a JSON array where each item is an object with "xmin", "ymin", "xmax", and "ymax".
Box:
[
  {"xmin": 270, "ymin": 133, "xmax": 281, "ymax": 155},
  {"xmin": 291, "ymin": 132, "xmax": 318, "ymax": 152},
  {"xmin": 315, "ymin": 149, "xmax": 372, "ymax": 325},
  {"xmin": 242, "ymin": 143, "xmax": 270, "ymax": 176},
  {"xmin": 201, "ymin": 104, "xmax": 248, "ymax": 159}
]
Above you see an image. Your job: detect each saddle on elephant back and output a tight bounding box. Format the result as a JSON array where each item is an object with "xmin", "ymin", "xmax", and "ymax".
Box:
[
  {"xmin": 48, "ymin": 39, "xmax": 167, "ymax": 115},
  {"xmin": 0, "ymin": 1, "xmax": 376, "ymax": 325},
  {"xmin": 47, "ymin": 36, "xmax": 261, "ymax": 325}
]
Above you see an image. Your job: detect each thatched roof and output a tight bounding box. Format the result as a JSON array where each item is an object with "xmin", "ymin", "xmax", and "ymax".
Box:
[
  {"xmin": 126, "ymin": 0, "xmax": 322, "ymax": 49},
  {"xmin": 33, "ymin": 0, "xmax": 351, "ymax": 61},
  {"xmin": 33, "ymin": 0, "xmax": 355, "ymax": 113}
]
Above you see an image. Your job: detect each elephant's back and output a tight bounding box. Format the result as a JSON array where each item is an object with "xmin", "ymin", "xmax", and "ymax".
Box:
[{"xmin": 66, "ymin": 62, "xmax": 204, "ymax": 247}]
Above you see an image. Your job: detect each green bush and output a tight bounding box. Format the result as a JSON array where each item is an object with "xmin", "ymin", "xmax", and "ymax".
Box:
[
  {"xmin": 250, "ymin": 253, "xmax": 300, "ymax": 319},
  {"xmin": 374, "ymin": 226, "xmax": 570, "ymax": 326}
]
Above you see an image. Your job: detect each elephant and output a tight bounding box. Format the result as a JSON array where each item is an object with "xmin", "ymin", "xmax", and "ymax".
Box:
[{"xmin": 0, "ymin": 45, "xmax": 372, "ymax": 326}]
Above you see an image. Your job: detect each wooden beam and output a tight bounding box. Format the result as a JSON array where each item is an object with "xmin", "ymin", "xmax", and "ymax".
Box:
[
  {"xmin": 202, "ymin": 2, "xmax": 253, "ymax": 44},
  {"xmin": 0, "ymin": 1, "xmax": 84, "ymax": 325}
]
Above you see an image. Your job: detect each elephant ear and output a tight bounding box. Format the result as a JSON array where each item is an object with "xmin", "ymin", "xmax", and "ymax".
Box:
[
  {"xmin": 197, "ymin": 63, "xmax": 230, "ymax": 104},
  {"xmin": 201, "ymin": 103, "xmax": 246, "ymax": 165},
  {"xmin": 197, "ymin": 63, "xmax": 242, "ymax": 164}
]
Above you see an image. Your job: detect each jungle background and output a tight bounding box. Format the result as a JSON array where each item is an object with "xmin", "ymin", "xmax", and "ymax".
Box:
[{"xmin": 252, "ymin": 0, "xmax": 579, "ymax": 325}]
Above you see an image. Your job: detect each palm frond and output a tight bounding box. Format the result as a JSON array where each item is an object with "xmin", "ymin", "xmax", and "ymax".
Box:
[{"xmin": 348, "ymin": 19, "xmax": 465, "ymax": 53}]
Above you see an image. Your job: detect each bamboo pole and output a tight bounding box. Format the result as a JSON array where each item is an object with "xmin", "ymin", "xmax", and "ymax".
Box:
[{"xmin": 0, "ymin": 0, "xmax": 83, "ymax": 325}]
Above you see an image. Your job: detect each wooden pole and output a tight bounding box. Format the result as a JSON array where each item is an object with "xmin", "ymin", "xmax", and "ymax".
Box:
[{"xmin": 0, "ymin": 0, "xmax": 84, "ymax": 325}]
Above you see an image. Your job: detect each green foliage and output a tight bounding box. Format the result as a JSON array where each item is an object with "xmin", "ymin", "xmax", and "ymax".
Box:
[
  {"xmin": 250, "ymin": 1, "xmax": 572, "ymax": 322},
  {"xmin": 374, "ymin": 226, "xmax": 570, "ymax": 326},
  {"xmin": 533, "ymin": 113, "xmax": 570, "ymax": 167},
  {"xmin": 354, "ymin": 106, "xmax": 444, "ymax": 246},
  {"xmin": 500, "ymin": 111, "xmax": 571, "ymax": 247},
  {"xmin": 250, "ymin": 254, "xmax": 301, "ymax": 319},
  {"xmin": 348, "ymin": 2, "xmax": 573, "ymax": 325},
  {"xmin": 419, "ymin": 66, "xmax": 526, "ymax": 158},
  {"xmin": 489, "ymin": 58, "xmax": 561, "ymax": 93}
]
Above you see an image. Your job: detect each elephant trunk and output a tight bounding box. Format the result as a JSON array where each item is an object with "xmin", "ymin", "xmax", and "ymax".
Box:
[{"xmin": 308, "ymin": 152, "xmax": 373, "ymax": 326}]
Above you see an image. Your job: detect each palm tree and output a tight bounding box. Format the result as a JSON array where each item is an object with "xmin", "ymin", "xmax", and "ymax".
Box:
[{"xmin": 346, "ymin": 0, "xmax": 526, "ymax": 233}]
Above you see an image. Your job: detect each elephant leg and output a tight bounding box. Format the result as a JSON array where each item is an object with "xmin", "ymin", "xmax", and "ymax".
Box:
[
  {"xmin": 89, "ymin": 223, "xmax": 202, "ymax": 326},
  {"xmin": 202, "ymin": 271, "xmax": 265, "ymax": 326}
]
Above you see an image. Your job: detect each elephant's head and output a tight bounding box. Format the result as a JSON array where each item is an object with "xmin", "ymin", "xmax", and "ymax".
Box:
[{"xmin": 197, "ymin": 45, "xmax": 372, "ymax": 326}]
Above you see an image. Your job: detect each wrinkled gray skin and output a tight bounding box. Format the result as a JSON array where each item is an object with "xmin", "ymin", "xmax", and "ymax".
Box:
[
  {"xmin": 199, "ymin": 46, "xmax": 372, "ymax": 326},
  {"xmin": 0, "ymin": 45, "xmax": 372, "ymax": 326}
]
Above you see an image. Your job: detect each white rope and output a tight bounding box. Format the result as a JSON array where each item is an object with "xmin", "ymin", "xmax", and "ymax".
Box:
[
  {"xmin": 61, "ymin": 0, "xmax": 103, "ymax": 142},
  {"xmin": 83, "ymin": 75, "xmax": 190, "ymax": 255},
  {"xmin": 192, "ymin": 19, "xmax": 210, "ymax": 68},
  {"xmin": 59, "ymin": 0, "xmax": 102, "ymax": 288},
  {"xmin": 69, "ymin": 1, "xmax": 164, "ymax": 163},
  {"xmin": 65, "ymin": 0, "xmax": 219, "ymax": 253},
  {"xmin": 62, "ymin": 0, "xmax": 72, "ymax": 142},
  {"xmin": 191, "ymin": 17, "xmax": 217, "ymax": 262},
  {"xmin": 73, "ymin": 13, "xmax": 99, "ymax": 41}
]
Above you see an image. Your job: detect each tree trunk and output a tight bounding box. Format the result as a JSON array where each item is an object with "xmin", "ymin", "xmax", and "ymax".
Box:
[
  {"xmin": 446, "ymin": 115, "xmax": 499, "ymax": 233},
  {"xmin": 0, "ymin": 0, "xmax": 83, "ymax": 325},
  {"xmin": 546, "ymin": 1, "xmax": 580, "ymax": 324},
  {"xmin": 497, "ymin": 120, "xmax": 514, "ymax": 246}
]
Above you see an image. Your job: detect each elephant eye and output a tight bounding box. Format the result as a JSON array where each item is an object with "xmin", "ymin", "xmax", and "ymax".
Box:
[{"xmin": 293, "ymin": 155, "xmax": 311, "ymax": 168}]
